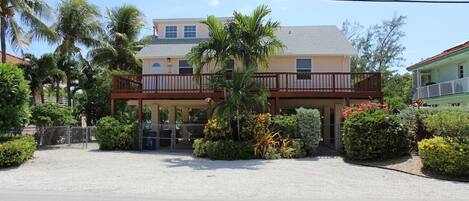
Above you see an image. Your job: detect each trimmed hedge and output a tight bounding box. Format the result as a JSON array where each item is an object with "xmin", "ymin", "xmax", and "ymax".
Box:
[
  {"xmin": 271, "ymin": 114, "xmax": 297, "ymax": 138},
  {"xmin": 418, "ymin": 137, "xmax": 469, "ymax": 176},
  {"xmin": 296, "ymin": 108, "xmax": 322, "ymax": 154},
  {"xmin": 343, "ymin": 109, "xmax": 411, "ymax": 160},
  {"xmin": 0, "ymin": 136, "xmax": 36, "ymax": 168},
  {"xmin": 96, "ymin": 116, "xmax": 135, "ymax": 150},
  {"xmin": 193, "ymin": 139, "xmax": 255, "ymax": 160}
]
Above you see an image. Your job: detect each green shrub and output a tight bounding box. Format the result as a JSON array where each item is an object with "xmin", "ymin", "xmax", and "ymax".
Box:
[
  {"xmin": 195, "ymin": 140, "xmax": 255, "ymax": 160},
  {"xmin": 264, "ymin": 146, "xmax": 281, "ymax": 160},
  {"xmin": 0, "ymin": 63, "xmax": 30, "ymax": 132},
  {"xmin": 96, "ymin": 116, "xmax": 135, "ymax": 150},
  {"xmin": 0, "ymin": 136, "xmax": 36, "ymax": 168},
  {"xmin": 193, "ymin": 139, "xmax": 208, "ymax": 157},
  {"xmin": 242, "ymin": 113, "xmax": 272, "ymax": 140},
  {"xmin": 343, "ymin": 109, "xmax": 411, "ymax": 160},
  {"xmin": 290, "ymin": 139, "xmax": 307, "ymax": 158},
  {"xmin": 296, "ymin": 108, "xmax": 322, "ymax": 154},
  {"xmin": 397, "ymin": 107, "xmax": 433, "ymax": 150},
  {"xmin": 31, "ymin": 103, "xmax": 77, "ymax": 127},
  {"xmin": 271, "ymin": 114, "xmax": 297, "ymax": 138},
  {"xmin": 418, "ymin": 137, "xmax": 469, "ymax": 176},
  {"xmin": 423, "ymin": 109, "xmax": 469, "ymax": 143}
]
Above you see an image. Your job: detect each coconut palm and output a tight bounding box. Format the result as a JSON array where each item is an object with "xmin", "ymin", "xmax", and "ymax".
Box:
[
  {"xmin": 0, "ymin": 0, "xmax": 54, "ymax": 63},
  {"xmin": 90, "ymin": 5, "xmax": 147, "ymax": 73},
  {"xmin": 52, "ymin": 0, "xmax": 102, "ymax": 106}
]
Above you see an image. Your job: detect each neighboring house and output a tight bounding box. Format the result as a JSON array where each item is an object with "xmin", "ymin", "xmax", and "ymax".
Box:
[
  {"xmin": 0, "ymin": 52, "xmax": 27, "ymax": 65},
  {"xmin": 111, "ymin": 17, "xmax": 383, "ymax": 150},
  {"xmin": 408, "ymin": 41, "xmax": 469, "ymax": 106}
]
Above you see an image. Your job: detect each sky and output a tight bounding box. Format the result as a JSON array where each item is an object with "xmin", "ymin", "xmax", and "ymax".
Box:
[{"xmin": 7, "ymin": 0, "xmax": 469, "ymax": 74}]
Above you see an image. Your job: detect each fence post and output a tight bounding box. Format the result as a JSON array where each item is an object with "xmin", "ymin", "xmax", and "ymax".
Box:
[{"xmin": 67, "ymin": 126, "xmax": 71, "ymax": 147}]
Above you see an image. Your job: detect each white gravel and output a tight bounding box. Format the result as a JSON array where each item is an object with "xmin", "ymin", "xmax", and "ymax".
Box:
[{"xmin": 0, "ymin": 143, "xmax": 468, "ymax": 201}]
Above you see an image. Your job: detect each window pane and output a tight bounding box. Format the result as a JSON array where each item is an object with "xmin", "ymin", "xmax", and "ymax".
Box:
[
  {"xmin": 224, "ymin": 60, "xmax": 234, "ymax": 70},
  {"xmin": 179, "ymin": 68, "xmax": 193, "ymax": 74},
  {"xmin": 296, "ymin": 59, "xmax": 311, "ymax": 69},
  {"xmin": 179, "ymin": 60, "xmax": 190, "ymax": 67},
  {"xmin": 184, "ymin": 26, "xmax": 196, "ymax": 38},
  {"xmin": 165, "ymin": 26, "xmax": 177, "ymax": 38}
]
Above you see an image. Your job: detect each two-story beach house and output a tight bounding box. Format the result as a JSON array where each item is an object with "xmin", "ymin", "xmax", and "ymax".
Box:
[
  {"xmin": 111, "ymin": 17, "xmax": 382, "ymax": 150},
  {"xmin": 408, "ymin": 41, "xmax": 469, "ymax": 106}
]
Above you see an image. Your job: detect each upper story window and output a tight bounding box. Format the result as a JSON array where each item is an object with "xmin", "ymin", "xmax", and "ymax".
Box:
[
  {"xmin": 179, "ymin": 60, "xmax": 193, "ymax": 74},
  {"xmin": 165, "ymin": 26, "xmax": 177, "ymax": 38},
  {"xmin": 151, "ymin": 62, "xmax": 161, "ymax": 68},
  {"xmin": 296, "ymin": 59, "xmax": 312, "ymax": 80},
  {"xmin": 184, "ymin": 25, "xmax": 196, "ymax": 38},
  {"xmin": 458, "ymin": 64, "xmax": 464, "ymax": 79}
]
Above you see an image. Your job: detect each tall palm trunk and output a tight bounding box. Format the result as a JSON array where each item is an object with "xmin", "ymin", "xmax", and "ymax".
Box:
[
  {"xmin": 1, "ymin": 15, "xmax": 7, "ymax": 64},
  {"xmin": 40, "ymin": 87, "xmax": 45, "ymax": 103},
  {"xmin": 56, "ymin": 81, "xmax": 60, "ymax": 103},
  {"xmin": 66, "ymin": 78, "xmax": 72, "ymax": 107}
]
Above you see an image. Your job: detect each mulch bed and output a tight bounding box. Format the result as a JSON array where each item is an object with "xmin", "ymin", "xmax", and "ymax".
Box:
[{"xmin": 347, "ymin": 154, "xmax": 469, "ymax": 183}]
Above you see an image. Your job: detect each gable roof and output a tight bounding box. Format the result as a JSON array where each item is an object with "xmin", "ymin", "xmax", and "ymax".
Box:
[
  {"xmin": 136, "ymin": 25, "xmax": 356, "ymax": 59},
  {"xmin": 407, "ymin": 41, "xmax": 469, "ymax": 71}
]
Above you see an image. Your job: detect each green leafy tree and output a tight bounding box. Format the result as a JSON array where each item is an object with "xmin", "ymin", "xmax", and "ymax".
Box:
[
  {"xmin": 31, "ymin": 103, "xmax": 77, "ymax": 127},
  {"xmin": 19, "ymin": 53, "xmax": 64, "ymax": 104},
  {"xmin": 0, "ymin": 62, "xmax": 30, "ymax": 132},
  {"xmin": 0, "ymin": 0, "xmax": 54, "ymax": 63},
  {"xmin": 90, "ymin": 5, "xmax": 148, "ymax": 73},
  {"xmin": 342, "ymin": 15, "xmax": 410, "ymax": 107},
  {"xmin": 53, "ymin": 0, "xmax": 102, "ymax": 106}
]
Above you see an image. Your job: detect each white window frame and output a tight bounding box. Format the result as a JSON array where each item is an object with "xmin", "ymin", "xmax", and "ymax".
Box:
[
  {"xmin": 183, "ymin": 25, "xmax": 197, "ymax": 38},
  {"xmin": 165, "ymin": 25, "xmax": 177, "ymax": 38}
]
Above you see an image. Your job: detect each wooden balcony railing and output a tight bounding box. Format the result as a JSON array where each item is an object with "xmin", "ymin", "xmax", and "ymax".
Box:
[{"xmin": 112, "ymin": 72, "xmax": 382, "ymax": 99}]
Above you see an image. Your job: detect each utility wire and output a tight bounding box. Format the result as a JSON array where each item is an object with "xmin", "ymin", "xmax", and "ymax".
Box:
[{"xmin": 335, "ymin": 0, "xmax": 469, "ymax": 3}]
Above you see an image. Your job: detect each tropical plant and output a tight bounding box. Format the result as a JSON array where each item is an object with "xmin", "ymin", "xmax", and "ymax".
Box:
[
  {"xmin": 0, "ymin": 62, "xmax": 30, "ymax": 132},
  {"xmin": 241, "ymin": 113, "xmax": 272, "ymax": 140},
  {"xmin": 423, "ymin": 109, "xmax": 469, "ymax": 143},
  {"xmin": 19, "ymin": 53, "xmax": 64, "ymax": 104},
  {"xmin": 96, "ymin": 116, "xmax": 135, "ymax": 150},
  {"xmin": 0, "ymin": 0, "xmax": 54, "ymax": 63},
  {"xmin": 271, "ymin": 114, "xmax": 297, "ymax": 138},
  {"xmin": 253, "ymin": 128, "xmax": 280, "ymax": 159},
  {"xmin": 90, "ymin": 5, "xmax": 147, "ymax": 73},
  {"xmin": 53, "ymin": 0, "xmax": 103, "ymax": 106},
  {"xmin": 203, "ymin": 118, "xmax": 231, "ymax": 140},
  {"xmin": 210, "ymin": 68, "xmax": 270, "ymax": 139}
]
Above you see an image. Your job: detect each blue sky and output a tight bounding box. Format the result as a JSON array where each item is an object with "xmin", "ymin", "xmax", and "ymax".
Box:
[{"xmin": 7, "ymin": 0, "xmax": 469, "ymax": 73}]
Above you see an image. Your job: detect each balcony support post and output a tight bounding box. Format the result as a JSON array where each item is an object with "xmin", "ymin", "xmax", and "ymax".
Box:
[
  {"xmin": 274, "ymin": 96, "xmax": 280, "ymax": 114},
  {"xmin": 137, "ymin": 98, "xmax": 143, "ymax": 151},
  {"xmin": 344, "ymin": 97, "xmax": 350, "ymax": 107},
  {"xmin": 111, "ymin": 98, "xmax": 115, "ymax": 115}
]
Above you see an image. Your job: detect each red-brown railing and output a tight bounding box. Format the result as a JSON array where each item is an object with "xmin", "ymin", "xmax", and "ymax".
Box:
[{"xmin": 112, "ymin": 72, "xmax": 381, "ymax": 94}]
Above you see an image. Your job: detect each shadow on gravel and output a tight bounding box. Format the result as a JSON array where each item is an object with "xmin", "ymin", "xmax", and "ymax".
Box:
[{"xmin": 161, "ymin": 157, "xmax": 269, "ymax": 170}]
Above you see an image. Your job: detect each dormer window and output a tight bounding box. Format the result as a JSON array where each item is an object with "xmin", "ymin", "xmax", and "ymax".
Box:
[
  {"xmin": 165, "ymin": 26, "xmax": 177, "ymax": 38},
  {"xmin": 184, "ymin": 25, "xmax": 196, "ymax": 38}
]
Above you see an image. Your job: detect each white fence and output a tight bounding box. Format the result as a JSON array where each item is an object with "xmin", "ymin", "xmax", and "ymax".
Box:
[{"xmin": 413, "ymin": 77, "xmax": 469, "ymax": 100}]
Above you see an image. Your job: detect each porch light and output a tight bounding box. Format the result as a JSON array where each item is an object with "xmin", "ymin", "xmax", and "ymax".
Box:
[{"xmin": 166, "ymin": 58, "xmax": 171, "ymax": 64}]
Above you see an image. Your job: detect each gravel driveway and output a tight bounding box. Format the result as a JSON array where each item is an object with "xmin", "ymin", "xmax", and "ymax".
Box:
[{"xmin": 0, "ymin": 144, "xmax": 468, "ymax": 201}]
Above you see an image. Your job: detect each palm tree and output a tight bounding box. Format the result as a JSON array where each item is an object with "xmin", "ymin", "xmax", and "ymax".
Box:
[
  {"xmin": 19, "ymin": 53, "xmax": 63, "ymax": 104},
  {"xmin": 90, "ymin": 5, "xmax": 147, "ymax": 73},
  {"xmin": 229, "ymin": 5, "xmax": 283, "ymax": 70},
  {"xmin": 0, "ymin": 0, "xmax": 54, "ymax": 63},
  {"xmin": 188, "ymin": 15, "xmax": 231, "ymax": 78},
  {"xmin": 52, "ymin": 0, "xmax": 102, "ymax": 106},
  {"xmin": 188, "ymin": 5, "xmax": 283, "ymax": 139},
  {"xmin": 210, "ymin": 67, "xmax": 269, "ymax": 139}
]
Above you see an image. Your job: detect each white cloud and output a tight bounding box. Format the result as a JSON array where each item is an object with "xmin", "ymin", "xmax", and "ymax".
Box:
[{"xmin": 210, "ymin": 0, "xmax": 220, "ymax": 7}]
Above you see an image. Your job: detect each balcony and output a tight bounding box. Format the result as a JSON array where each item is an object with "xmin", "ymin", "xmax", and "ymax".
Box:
[
  {"xmin": 111, "ymin": 72, "xmax": 382, "ymax": 100},
  {"xmin": 413, "ymin": 77, "xmax": 469, "ymax": 100}
]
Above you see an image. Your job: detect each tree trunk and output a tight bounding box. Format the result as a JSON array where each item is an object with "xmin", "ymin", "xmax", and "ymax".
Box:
[
  {"xmin": 40, "ymin": 87, "xmax": 45, "ymax": 104},
  {"xmin": 236, "ymin": 108, "xmax": 240, "ymax": 141},
  {"xmin": 1, "ymin": 15, "xmax": 7, "ymax": 64},
  {"xmin": 56, "ymin": 81, "xmax": 60, "ymax": 103},
  {"xmin": 66, "ymin": 78, "xmax": 72, "ymax": 107}
]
